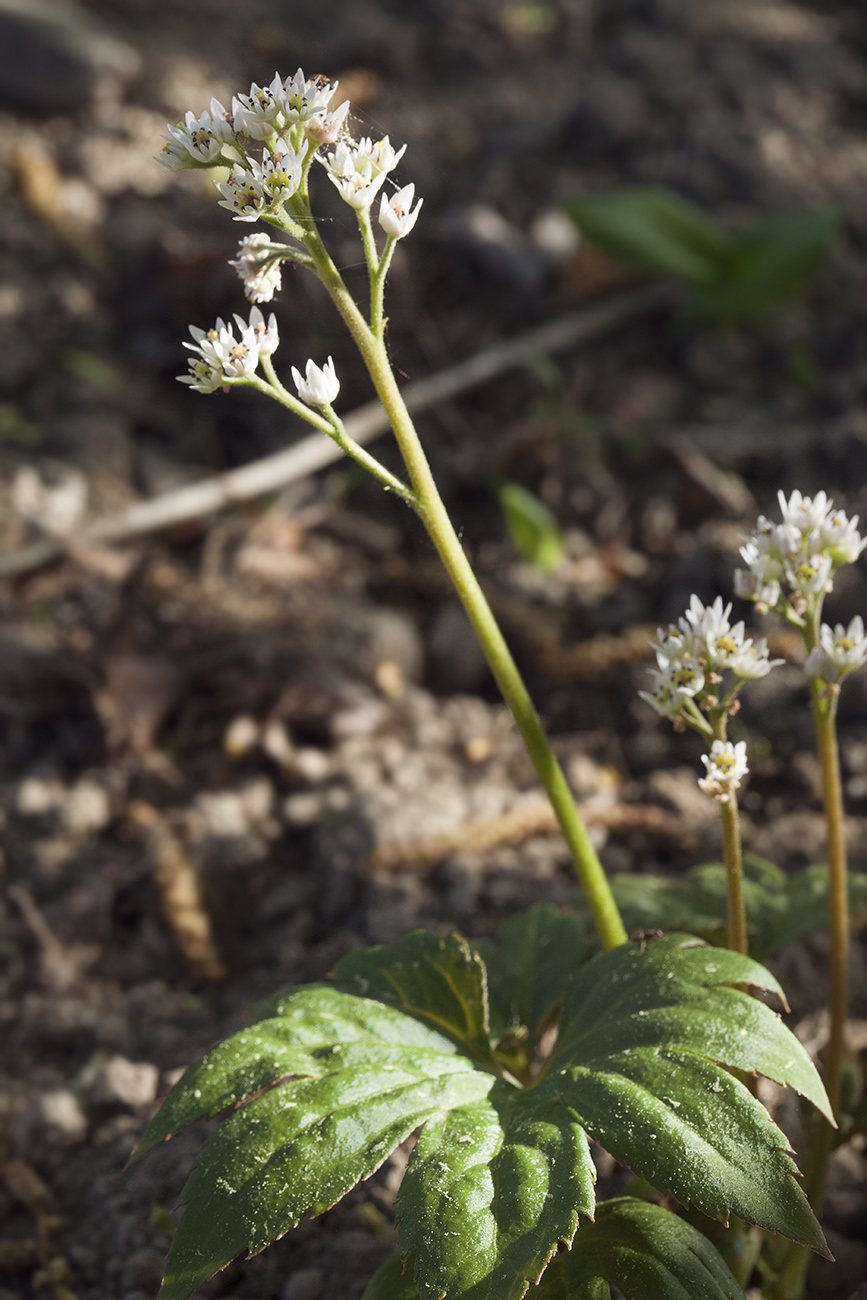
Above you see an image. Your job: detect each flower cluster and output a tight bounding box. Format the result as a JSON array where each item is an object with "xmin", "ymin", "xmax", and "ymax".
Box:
[
  {"xmin": 698, "ymin": 740, "xmax": 749, "ymax": 803},
  {"xmin": 159, "ymin": 70, "xmax": 346, "ymax": 174},
  {"xmin": 640, "ymin": 595, "xmax": 782, "ymax": 723},
  {"xmin": 178, "ymin": 307, "xmax": 278, "ymax": 394},
  {"xmin": 215, "ymin": 141, "xmax": 308, "ymax": 222},
  {"xmin": 735, "ymin": 490, "xmax": 867, "ymax": 613},
  {"xmin": 228, "ymin": 232, "xmax": 284, "ymax": 303},
  {"xmin": 805, "ymin": 616, "xmax": 867, "ymax": 685},
  {"xmin": 322, "ymin": 135, "xmax": 406, "ymax": 211}
]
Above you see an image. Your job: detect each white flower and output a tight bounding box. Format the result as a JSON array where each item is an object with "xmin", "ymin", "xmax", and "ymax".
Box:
[
  {"xmin": 229, "ymin": 232, "xmax": 284, "ymax": 303},
  {"xmin": 292, "ymin": 356, "xmax": 340, "ymax": 406},
  {"xmin": 234, "ymin": 305, "xmax": 279, "ymax": 357},
  {"xmin": 819, "ymin": 509, "xmax": 867, "ymax": 565},
  {"xmin": 281, "ymin": 68, "xmax": 338, "ymax": 124},
  {"xmin": 178, "ymin": 316, "xmax": 261, "ymax": 392},
  {"xmin": 784, "ymin": 552, "xmax": 833, "ymax": 598},
  {"xmin": 777, "ymin": 489, "xmax": 832, "ymax": 536},
  {"xmin": 306, "ymin": 97, "xmax": 350, "ymax": 144},
  {"xmin": 159, "ymin": 99, "xmax": 234, "ymax": 170},
  {"xmin": 233, "ymin": 74, "xmax": 287, "ymax": 140},
  {"xmin": 215, "ymin": 141, "xmax": 308, "ymax": 220},
  {"xmin": 698, "ymin": 740, "xmax": 749, "ymax": 802},
  {"xmin": 379, "ymin": 183, "xmax": 423, "ymax": 239},
  {"xmin": 639, "ymin": 656, "xmax": 705, "ymax": 721},
  {"xmin": 322, "ymin": 135, "xmax": 406, "ymax": 209},
  {"xmin": 805, "ymin": 616, "xmax": 867, "ymax": 683},
  {"xmin": 733, "ymin": 567, "xmax": 780, "ymax": 608}
]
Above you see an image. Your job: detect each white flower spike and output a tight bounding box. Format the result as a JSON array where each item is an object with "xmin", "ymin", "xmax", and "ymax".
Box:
[
  {"xmin": 698, "ymin": 740, "xmax": 749, "ymax": 803},
  {"xmin": 292, "ymin": 356, "xmax": 340, "ymax": 407},
  {"xmin": 379, "ymin": 183, "xmax": 423, "ymax": 239},
  {"xmin": 736, "ymin": 490, "xmax": 866, "ymax": 612}
]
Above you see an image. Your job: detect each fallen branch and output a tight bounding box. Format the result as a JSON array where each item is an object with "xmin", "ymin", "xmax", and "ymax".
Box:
[{"xmin": 1, "ymin": 284, "xmax": 672, "ymax": 578}]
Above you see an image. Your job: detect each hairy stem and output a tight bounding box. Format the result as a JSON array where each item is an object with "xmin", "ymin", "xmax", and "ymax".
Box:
[
  {"xmin": 772, "ymin": 664, "xmax": 848, "ymax": 1300},
  {"xmin": 302, "ymin": 223, "xmax": 628, "ymax": 950},
  {"xmin": 719, "ymin": 795, "xmax": 747, "ymax": 955}
]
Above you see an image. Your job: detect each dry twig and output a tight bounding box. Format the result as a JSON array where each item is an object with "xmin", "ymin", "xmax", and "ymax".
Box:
[{"xmin": 0, "ymin": 285, "xmax": 671, "ymax": 579}]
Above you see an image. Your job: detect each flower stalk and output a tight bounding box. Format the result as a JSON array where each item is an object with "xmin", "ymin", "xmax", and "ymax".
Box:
[{"xmin": 163, "ymin": 69, "xmax": 627, "ymax": 950}]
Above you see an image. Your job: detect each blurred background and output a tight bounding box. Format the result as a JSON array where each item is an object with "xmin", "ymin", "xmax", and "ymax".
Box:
[{"xmin": 1, "ymin": 2, "xmax": 867, "ymax": 1298}]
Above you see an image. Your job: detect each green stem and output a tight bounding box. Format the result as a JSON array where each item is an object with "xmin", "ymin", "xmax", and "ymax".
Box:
[
  {"xmin": 810, "ymin": 687, "xmax": 848, "ymax": 1128},
  {"xmin": 771, "ymin": 649, "xmax": 848, "ymax": 1300},
  {"xmin": 257, "ymin": 362, "xmax": 418, "ymax": 507},
  {"xmin": 720, "ymin": 795, "xmax": 747, "ymax": 955},
  {"xmin": 302, "ymin": 222, "xmax": 627, "ymax": 950}
]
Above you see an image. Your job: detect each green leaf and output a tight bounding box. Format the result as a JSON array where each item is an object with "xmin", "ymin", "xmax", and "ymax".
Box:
[
  {"xmin": 546, "ymin": 934, "xmax": 831, "ymax": 1256},
  {"xmin": 498, "ymin": 483, "xmax": 564, "ymax": 572},
  {"xmin": 564, "ymin": 189, "xmax": 728, "ymax": 285},
  {"xmin": 690, "ymin": 208, "xmax": 839, "ymax": 322},
  {"xmin": 607, "ymin": 857, "xmax": 867, "ymax": 961},
  {"xmin": 363, "ymin": 1250, "xmax": 420, "ymax": 1300},
  {"xmin": 482, "ymin": 904, "xmax": 598, "ymax": 1042},
  {"xmin": 139, "ymin": 932, "xmax": 831, "ymax": 1300},
  {"xmin": 141, "ymin": 985, "xmax": 495, "ymax": 1300},
  {"xmin": 333, "ymin": 931, "xmax": 498, "ymax": 1068},
  {"xmin": 398, "ymin": 1081, "xmax": 594, "ymax": 1300},
  {"xmin": 533, "ymin": 1197, "xmax": 747, "ymax": 1300}
]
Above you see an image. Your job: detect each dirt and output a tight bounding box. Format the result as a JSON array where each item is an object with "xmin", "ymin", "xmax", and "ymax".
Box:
[{"xmin": 1, "ymin": 1, "xmax": 867, "ymax": 1298}]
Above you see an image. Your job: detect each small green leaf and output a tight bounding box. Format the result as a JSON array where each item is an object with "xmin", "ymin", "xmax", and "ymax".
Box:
[
  {"xmin": 333, "ymin": 931, "xmax": 497, "ymax": 1067},
  {"xmin": 141, "ymin": 985, "xmax": 495, "ymax": 1300},
  {"xmin": 398, "ymin": 1081, "xmax": 595, "ymax": 1300},
  {"xmin": 533, "ymin": 1197, "xmax": 747, "ymax": 1300},
  {"xmin": 483, "ymin": 904, "xmax": 597, "ymax": 1042},
  {"xmin": 690, "ymin": 208, "xmax": 839, "ymax": 322},
  {"xmin": 564, "ymin": 189, "xmax": 728, "ymax": 285},
  {"xmin": 546, "ymin": 935, "xmax": 831, "ymax": 1256},
  {"xmin": 498, "ymin": 483, "xmax": 564, "ymax": 571}
]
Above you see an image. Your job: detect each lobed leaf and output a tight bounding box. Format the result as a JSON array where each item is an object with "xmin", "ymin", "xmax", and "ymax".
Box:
[
  {"xmin": 398, "ymin": 1081, "xmax": 594, "ymax": 1300},
  {"xmin": 533, "ymin": 1197, "xmax": 747, "ymax": 1300},
  {"xmin": 333, "ymin": 931, "xmax": 498, "ymax": 1067},
  {"xmin": 544, "ymin": 934, "xmax": 830, "ymax": 1255},
  {"xmin": 140, "ymin": 931, "xmax": 832, "ymax": 1300},
  {"xmin": 141, "ymin": 985, "xmax": 495, "ymax": 1300},
  {"xmin": 366, "ymin": 1198, "xmax": 747, "ymax": 1300}
]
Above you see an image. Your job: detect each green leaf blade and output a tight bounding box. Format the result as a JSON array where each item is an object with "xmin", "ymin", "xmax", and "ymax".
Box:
[
  {"xmin": 145, "ymin": 984, "xmax": 496, "ymax": 1300},
  {"xmin": 398, "ymin": 1081, "xmax": 595, "ymax": 1300},
  {"xmin": 334, "ymin": 931, "xmax": 497, "ymax": 1067},
  {"xmin": 535, "ymin": 1198, "xmax": 747, "ymax": 1300},
  {"xmin": 137, "ymin": 983, "xmax": 470, "ymax": 1157},
  {"xmin": 542, "ymin": 936, "xmax": 829, "ymax": 1255},
  {"xmin": 564, "ymin": 188, "xmax": 728, "ymax": 285},
  {"xmin": 483, "ymin": 903, "xmax": 597, "ymax": 1042},
  {"xmin": 556, "ymin": 1048, "xmax": 825, "ymax": 1254}
]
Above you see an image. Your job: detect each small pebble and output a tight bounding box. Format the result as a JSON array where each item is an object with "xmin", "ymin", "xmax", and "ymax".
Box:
[
  {"xmin": 281, "ymin": 1266, "xmax": 325, "ymax": 1300},
  {"xmin": 92, "ymin": 1056, "xmax": 159, "ymax": 1109}
]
